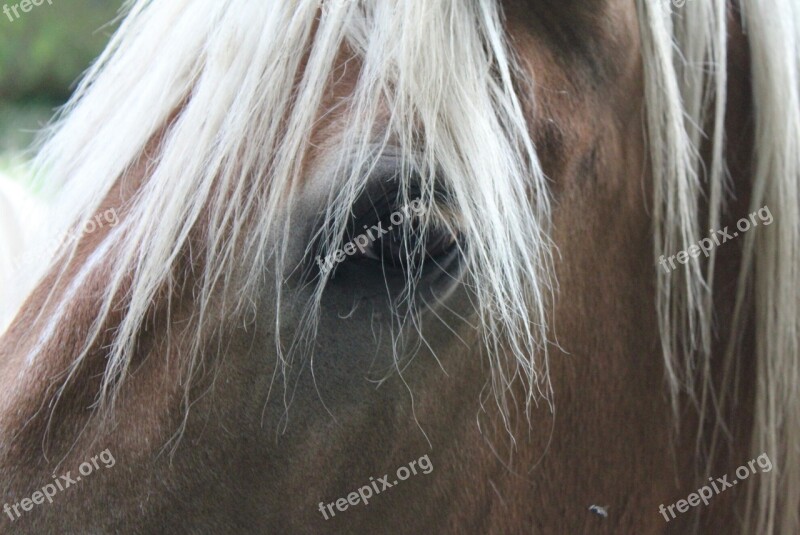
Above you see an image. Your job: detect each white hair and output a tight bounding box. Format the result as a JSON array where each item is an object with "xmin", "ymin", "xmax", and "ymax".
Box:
[
  {"xmin": 640, "ymin": 0, "xmax": 800, "ymax": 532},
  {"xmin": 0, "ymin": 172, "xmax": 46, "ymax": 333},
  {"xmin": 0, "ymin": 0, "xmax": 797, "ymax": 532}
]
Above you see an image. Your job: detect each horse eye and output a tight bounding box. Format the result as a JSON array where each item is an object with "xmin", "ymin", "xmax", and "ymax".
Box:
[
  {"xmin": 313, "ymin": 190, "xmax": 460, "ymax": 277},
  {"xmin": 358, "ymin": 214, "xmax": 458, "ymax": 268},
  {"xmin": 345, "ymin": 202, "xmax": 458, "ymax": 269}
]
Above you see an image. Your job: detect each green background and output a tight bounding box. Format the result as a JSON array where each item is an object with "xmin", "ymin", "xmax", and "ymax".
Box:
[{"xmin": 0, "ymin": 0, "xmax": 124, "ymax": 184}]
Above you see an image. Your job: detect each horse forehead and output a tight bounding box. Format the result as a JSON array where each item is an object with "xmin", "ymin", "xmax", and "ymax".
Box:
[
  {"xmin": 503, "ymin": 0, "xmax": 641, "ymax": 88},
  {"xmin": 304, "ymin": 51, "xmax": 377, "ymax": 183}
]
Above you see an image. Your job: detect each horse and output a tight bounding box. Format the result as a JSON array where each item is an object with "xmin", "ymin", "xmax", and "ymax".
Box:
[{"xmin": 0, "ymin": 0, "xmax": 797, "ymax": 533}]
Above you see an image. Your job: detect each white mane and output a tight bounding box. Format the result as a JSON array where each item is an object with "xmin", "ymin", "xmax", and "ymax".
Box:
[
  {"xmin": 641, "ymin": 1, "xmax": 800, "ymax": 532},
  {"xmin": 0, "ymin": 1, "xmax": 797, "ymax": 532}
]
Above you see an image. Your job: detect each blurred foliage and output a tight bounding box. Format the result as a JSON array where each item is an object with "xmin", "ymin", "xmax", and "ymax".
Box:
[
  {"xmin": 0, "ymin": 0, "xmax": 124, "ymax": 102},
  {"xmin": 0, "ymin": 101, "xmax": 52, "ymax": 192},
  {"xmin": 0, "ymin": 100, "xmax": 52, "ymax": 152},
  {"xmin": 0, "ymin": 0, "xmax": 123, "ymax": 187}
]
